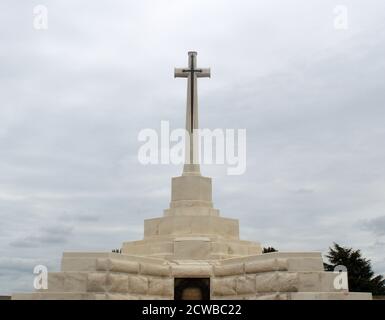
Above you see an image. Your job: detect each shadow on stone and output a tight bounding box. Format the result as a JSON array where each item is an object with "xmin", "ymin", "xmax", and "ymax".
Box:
[{"xmin": 174, "ymin": 278, "xmax": 210, "ymax": 300}]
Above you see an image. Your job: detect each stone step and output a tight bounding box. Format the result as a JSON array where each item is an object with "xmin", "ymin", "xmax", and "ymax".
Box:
[
  {"xmin": 213, "ymin": 291, "xmax": 372, "ymax": 300},
  {"xmin": 289, "ymin": 291, "xmax": 372, "ymax": 300},
  {"xmin": 211, "ymin": 271, "xmax": 350, "ymax": 297},
  {"xmin": 12, "ymin": 292, "xmax": 171, "ymax": 300},
  {"xmin": 143, "ymin": 216, "xmax": 240, "ymax": 240},
  {"xmin": 42, "ymin": 268, "xmax": 349, "ymax": 296},
  {"xmin": 122, "ymin": 237, "xmax": 262, "ymax": 259},
  {"xmin": 61, "ymin": 252, "xmax": 166, "ymax": 272},
  {"xmin": 221, "ymin": 252, "xmax": 325, "ymax": 272},
  {"xmin": 36, "ymin": 271, "xmax": 174, "ymax": 297}
]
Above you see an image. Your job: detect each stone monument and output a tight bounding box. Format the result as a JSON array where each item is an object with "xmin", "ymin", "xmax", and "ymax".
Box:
[{"xmin": 12, "ymin": 52, "xmax": 372, "ymax": 300}]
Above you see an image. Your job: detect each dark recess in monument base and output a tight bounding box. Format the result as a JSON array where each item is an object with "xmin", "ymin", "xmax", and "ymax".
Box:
[{"xmin": 174, "ymin": 278, "xmax": 210, "ymax": 300}]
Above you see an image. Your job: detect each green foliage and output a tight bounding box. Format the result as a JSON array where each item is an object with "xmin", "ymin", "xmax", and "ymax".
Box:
[
  {"xmin": 324, "ymin": 243, "xmax": 385, "ymax": 296},
  {"xmin": 262, "ymin": 247, "xmax": 278, "ymax": 253}
]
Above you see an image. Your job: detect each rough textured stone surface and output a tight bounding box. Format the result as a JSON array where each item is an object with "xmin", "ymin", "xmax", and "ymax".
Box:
[
  {"xmin": 236, "ymin": 275, "xmax": 256, "ymax": 295},
  {"xmin": 64, "ymin": 272, "xmax": 88, "ymax": 292},
  {"xmin": 96, "ymin": 258, "xmax": 139, "ymax": 274},
  {"xmin": 140, "ymin": 263, "xmax": 170, "ymax": 276},
  {"xmin": 255, "ymin": 293, "xmax": 289, "ymax": 300},
  {"xmin": 106, "ymin": 274, "xmax": 129, "ymax": 293},
  {"xmin": 44, "ymin": 273, "xmax": 65, "ymax": 292},
  {"xmin": 174, "ymin": 238, "xmax": 212, "ymax": 260},
  {"xmin": 214, "ymin": 263, "xmax": 244, "ymax": 276},
  {"xmin": 143, "ymin": 216, "xmax": 239, "ymax": 240},
  {"xmin": 287, "ymin": 258, "xmax": 323, "ymax": 272},
  {"xmin": 61, "ymin": 258, "xmax": 97, "ymax": 272},
  {"xmin": 290, "ymin": 292, "xmax": 372, "ymax": 300},
  {"xmin": 212, "ymin": 277, "xmax": 237, "ymax": 296},
  {"xmin": 171, "ymin": 264, "xmax": 212, "ymax": 277},
  {"xmin": 245, "ymin": 258, "xmax": 288, "ymax": 274},
  {"xmin": 148, "ymin": 278, "xmax": 173, "ymax": 296},
  {"xmin": 87, "ymin": 273, "xmax": 107, "ymax": 292},
  {"xmin": 128, "ymin": 276, "xmax": 148, "ymax": 294},
  {"xmin": 255, "ymin": 272, "xmax": 299, "ymax": 292}
]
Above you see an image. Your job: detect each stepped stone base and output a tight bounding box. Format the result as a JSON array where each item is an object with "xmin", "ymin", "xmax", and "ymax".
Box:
[
  {"xmin": 12, "ymin": 251, "xmax": 372, "ymax": 300},
  {"xmin": 143, "ymin": 216, "xmax": 240, "ymax": 239},
  {"xmin": 10, "ymin": 174, "xmax": 372, "ymax": 300},
  {"xmin": 122, "ymin": 236, "xmax": 262, "ymax": 259}
]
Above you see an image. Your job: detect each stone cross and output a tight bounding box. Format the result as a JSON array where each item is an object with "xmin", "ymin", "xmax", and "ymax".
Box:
[{"xmin": 175, "ymin": 51, "xmax": 210, "ymax": 175}]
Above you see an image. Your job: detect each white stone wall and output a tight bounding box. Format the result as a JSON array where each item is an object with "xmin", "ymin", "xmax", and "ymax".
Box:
[{"xmin": 12, "ymin": 252, "xmax": 372, "ymax": 300}]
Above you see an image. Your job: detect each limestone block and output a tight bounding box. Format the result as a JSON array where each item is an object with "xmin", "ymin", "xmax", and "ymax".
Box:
[
  {"xmin": 255, "ymin": 293, "xmax": 289, "ymax": 300},
  {"xmin": 245, "ymin": 258, "xmax": 288, "ymax": 274},
  {"xmin": 110, "ymin": 259, "xmax": 140, "ymax": 274},
  {"xmin": 171, "ymin": 264, "xmax": 213, "ymax": 277},
  {"xmin": 211, "ymin": 242, "xmax": 229, "ymax": 255},
  {"xmin": 95, "ymin": 258, "xmax": 110, "ymax": 271},
  {"xmin": 144, "ymin": 216, "xmax": 239, "ymax": 239},
  {"xmin": 12, "ymin": 293, "xmax": 38, "ymax": 300},
  {"xmin": 287, "ymin": 257, "xmax": 324, "ymax": 272},
  {"xmin": 227, "ymin": 243, "xmax": 248, "ymax": 255},
  {"xmin": 171, "ymin": 175, "xmax": 212, "ymax": 203},
  {"xmin": 164, "ymin": 207, "xmax": 219, "ymax": 216},
  {"xmin": 122, "ymin": 240, "xmax": 173, "ymax": 256},
  {"xmin": 140, "ymin": 295, "xmax": 173, "ymax": 300},
  {"xmin": 45, "ymin": 273, "xmax": 65, "ymax": 292},
  {"xmin": 212, "ymin": 277, "xmax": 237, "ymax": 296},
  {"xmin": 87, "ymin": 273, "xmax": 107, "ymax": 292},
  {"xmin": 211, "ymin": 295, "xmax": 241, "ymax": 300},
  {"xmin": 64, "ymin": 272, "xmax": 88, "ymax": 292},
  {"xmin": 173, "ymin": 238, "xmax": 211, "ymax": 259},
  {"xmin": 290, "ymin": 292, "xmax": 372, "ymax": 300},
  {"xmin": 255, "ymin": 272, "xmax": 299, "ymax": 292},
  {"xmin": 96, "ymin": 258, "xmax": 139, "ymax": 274},
  {"xmin": 95, "ymin": 293, "xmax": 107, "ymax": 300},
  {"xmin": 319, "ymin": 271, "xmax": 343, "ymax": 292},
  {"xmin": 214, "ymin": 263, "xmax": 244, "ymax": 276},
  {"xmin": 61, "ymin": 258, "xmax": 96, "ymax": 271},
  {"xmin": 12, "ymin": 292, "xmax": 97, "ymax": 300},
  {"xmin": 105, "ymin": 293, "xmax": 140, "ymax": 300},
  {"xmin": 295, "ymin": 271, "xmax": 343, "ymax": 292},
  {"xmin": 106, "ymin": 274, "xmax": 129, "ymax": 293},
  {"xmin": 140, "ymin": 263, "xmax": 170, "ymax": 276},
  {"xmin": 170, "ymin": 199, "xmax": 213, "ymax": 208},
  {"xmin": 296, "ymin": 272, "xmax": 323, "ymax": 292},
  {"xmin": 277, "ymin": 272, "xmax": 300, "ymax": 292},
  {"xmin": 148, "ymin": 278, "xmax": 173, "ymax": 296},
  {"xmin": 128, "ymin": 275, "xmax": 148, "ymax": 294},
  {"xmin": 236, "ymin": 275, "xmax": 256, "ymax": 295}
]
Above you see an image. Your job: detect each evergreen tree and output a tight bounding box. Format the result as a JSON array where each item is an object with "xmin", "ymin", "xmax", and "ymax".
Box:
[
  {"xmin": 262, "ymin": 247, "xmax": 278, "ymax": 253},
  {"xmin": 324, "ymin": 243, "xmax": 385, "ymax": 296}
]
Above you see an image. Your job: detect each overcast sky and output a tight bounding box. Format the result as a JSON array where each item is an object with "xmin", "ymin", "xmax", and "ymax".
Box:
[{"xmin": 1, "ymin": 0, "xmax": 385, "ymax": 295}]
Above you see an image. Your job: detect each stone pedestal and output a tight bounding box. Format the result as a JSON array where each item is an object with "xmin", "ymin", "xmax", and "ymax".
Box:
[
  {"xmin": 166, "ymin": 175, "xmax": 218, "ymax": 216},
  {"xmin": 120, "ymin": 172, "xmax": 262, "ymax": 260}
]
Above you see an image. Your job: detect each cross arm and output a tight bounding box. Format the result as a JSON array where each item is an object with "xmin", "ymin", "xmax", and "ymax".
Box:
[
  {"xmin": 197, "ymin": 68, "xmax": 211, "ymax": 78},
  {"xmin": 174, "ymin": 68, "xmax": 188, "ymax": 78}
]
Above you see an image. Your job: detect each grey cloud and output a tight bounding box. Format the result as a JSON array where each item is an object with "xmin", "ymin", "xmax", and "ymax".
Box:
[
  {"xmin": 10, "ymin": 225, "xmax": 74, "ymax": 248},
  {"xmin": 361, "ymin": 216, "xmax": 385, "ymax": 237},
  {"xmin": 58, "ymin": 212, "xmax": 100, "ymax": 222}
]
